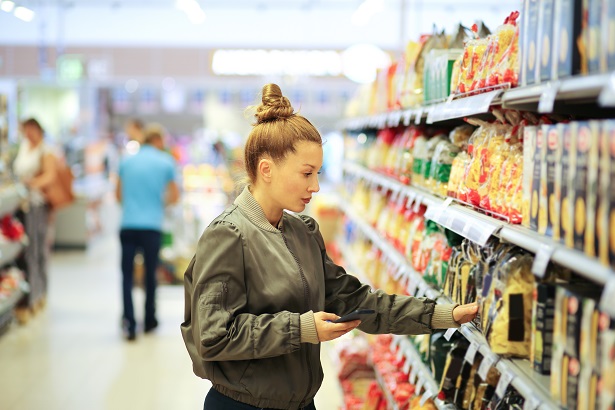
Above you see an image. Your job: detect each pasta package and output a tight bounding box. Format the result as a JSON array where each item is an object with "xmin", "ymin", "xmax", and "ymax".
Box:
[
  {"xmin": 602, "ymin": 121, "xmax": 615, "ymax": 268},
  {"xmin": 530, "ymin": 125, "xmax": 544, "ymax": 231},
  {"xmin": 531, "ymin": 283, "xmax": 556, "ymax": 374},
  {"xmin": 431, "ymin": 139, "xmax": 461, "ymax": 197},
  {"xmin": 559, "ymin": 123, "xmax": 577, "ymax": 249},
  {"xmin": 538, "ymin": 124, "xmax": 550, "ymax": 236},
  {"xmin": 421, "ymin": 134, "xmax": 447, "ymax": 189},
  {"xmin": 478, "ymin": 125, "xmax": 509, "ymax": 211},
  {"xmin": 599, "ymin": 314, "xmax": 615, "ymax": 410},
  {"xmin": 502, "ymin": 141, "xmax": 524, "ymax": 224},
  {"xmin": 462, "ymin": 121, "xmax": 492, "ymax": 205},
  {"xmin": 584, "ymin": 121, "xmax": 601, "ymax": 258},
  {"xmin": 546, "ymin": 124, "xmax": 562, "ymax": 240},
  {"xmin": 522, "ymin": 126, "xmax": 537, "ymax": 227},
  {"xmin": 484, "ymin": 249, "xmax": 534, "ymax": 358}
]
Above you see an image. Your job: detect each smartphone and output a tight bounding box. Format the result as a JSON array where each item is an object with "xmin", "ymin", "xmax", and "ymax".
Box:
[{"xmin": 332, "ymin": 309, "xmax": 376, "ymax": 323}]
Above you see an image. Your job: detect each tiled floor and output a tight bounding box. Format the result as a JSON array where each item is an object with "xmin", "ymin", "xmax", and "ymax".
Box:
[{"xmin": 0, "ymin": 201, "xmax": 342, "ymax": 410}]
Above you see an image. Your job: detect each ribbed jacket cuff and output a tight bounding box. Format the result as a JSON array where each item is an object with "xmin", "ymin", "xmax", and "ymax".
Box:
[
  {"xmin": 431, "ymin": 304, "xmax": 460, "ymax": 330},
  {"xmin": 300, "ymin": 311, "xmax": 319, "ymax": 344}
]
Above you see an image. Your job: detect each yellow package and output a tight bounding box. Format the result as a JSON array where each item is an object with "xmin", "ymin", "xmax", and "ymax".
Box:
[{"xmin": 560, "ymin": 123, "xmax": 576, "ymax": 249}]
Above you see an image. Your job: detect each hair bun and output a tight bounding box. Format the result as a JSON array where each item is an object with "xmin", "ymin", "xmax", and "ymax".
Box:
[{"xmin": 255, "ymin": 83, "xmax": 295, "ymax": 124}]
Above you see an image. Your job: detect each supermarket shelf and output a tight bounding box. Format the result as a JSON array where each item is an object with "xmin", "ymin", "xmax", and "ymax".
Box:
[
  {"xmin": 338, "ymin": 243, "xmax": 376, "ymax": 289},
  {"xmin": 342, "ymin": 73, "xmax": 615, "ymax": 129},
  {"xmin": 0, "ymin": 241, "xmax": 24, "ymax": 267},
  {"xmin": 0, "ymin": 184, "xmax": 24, "ymax": 219},
  {"xmin": 343, "ymin": 162, "xmax": 615, "ymax": 288},
  {"xmin": 338, "ymin": 201, "xmax": 442, "ymax": 301},
  {"xmin": 456, "ymin": 324, "xmax": 559, "ymax": 410}
]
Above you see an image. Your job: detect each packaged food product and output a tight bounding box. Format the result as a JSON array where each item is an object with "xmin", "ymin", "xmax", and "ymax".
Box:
[
  {"xmin": 483, "ymin": 248, "xmax": 535, "ymax": 358},
  {"xmin": 599, "ymin": 314, "xmax": 615, "ymax": 410},
  {"xmin": 430, "ymin": 139, "xmax": 461, "ymax": 197},
  {"xmin": 439, "ymin": 339, "xmax": 470, "ymax": 402},
  {"xmin": 479, "ymin": 124, "xmax": 510, "ymax": 212},
  {"xmin": 538, "ymin": 124, "xmax": 551, "ymax": 236},
  {"xmin": 601, "ymin": 120, "xmax": 615, "ymax": 268},
  {"xmin": 572, "ymin": 122, "xmax": 600, "ymax": 254},
  {"xmin": 552, "ymin": 0, "xmax": 583, "ymax": 79},
  {"xmin": 411, "ymin": 134, "xmax": 429, "ymax": 186},
  {"xmin": 529, "ymin": 125, "xmax": 543, "ymax": 231},
  {"xmin": 602, "ymin": 0, "xmax": 615, "ymax": 72},
  {"xmin": 423, "ymin": 224, "xmax": 453, "ymax": 288},
  {"xmin": 384, "ymin": 128, "xmax": 405, "ymax": 177},
  {"xmin": 448, "ymin": 152, "xmax": 470, "ymax": 200},
  {"xmin": 421, "ymin": 134, "xmax": 447, "ymax": 189},
  {"xmin": 559, "ymin": 123, "xmax": 576, "ymax": 249},
  {"xmin": 523, "ymin": 0, "xmax": 541, "ymax": 84},
  {"xmin": 522, "ymin": 126, "xmax": 537, "ymax": 227},
  {"xmin": 531, "ymin": 283, "xmax": 556, "ymax": 374},
  {"xmin": 487, "ymin": 12, "xmax": 521, "ymax": 87},
  {"xmin": 587, "ymin": 0, "xmax": 602, "ymax": 73},
  {"xmin": 462, "ymin": 120, "xmax": 492, "ymax": 206},
  {"xmin": 546, "ymin": 124, "xmax": 562, "ymax": 240},
  {"xmin": 537, "ymin": 0, "xmax": 556, "ymax": 81}
]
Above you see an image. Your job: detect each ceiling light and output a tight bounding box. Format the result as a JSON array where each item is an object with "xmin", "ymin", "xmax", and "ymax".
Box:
[
  {"xmin": 14, "ymin": 6, "xmax": 34, "ymax": 22},
  {"xmin": 0, "ymin": 1, "xmax": 15, "ymax": 13}
]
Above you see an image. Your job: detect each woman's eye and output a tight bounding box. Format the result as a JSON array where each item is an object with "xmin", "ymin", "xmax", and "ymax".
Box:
[{"xmin": 304, "ymin": 173, "xmax": 312, "ymax": 177}]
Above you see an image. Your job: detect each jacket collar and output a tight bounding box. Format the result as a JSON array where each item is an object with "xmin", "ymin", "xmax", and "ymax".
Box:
[{"xmin": 234, "ymin": 186, "xmax": 282, "ymax": 233}]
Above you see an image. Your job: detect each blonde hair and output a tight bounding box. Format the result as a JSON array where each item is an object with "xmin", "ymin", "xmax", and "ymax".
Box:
[{"xmin": 244, "ymin": 84, "xmax": 322, "ymax": 184}]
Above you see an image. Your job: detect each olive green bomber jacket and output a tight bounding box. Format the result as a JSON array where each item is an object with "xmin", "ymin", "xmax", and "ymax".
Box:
[{"xmin": 181, "ymin": 187, "xmax": 458, "ymax": 410}]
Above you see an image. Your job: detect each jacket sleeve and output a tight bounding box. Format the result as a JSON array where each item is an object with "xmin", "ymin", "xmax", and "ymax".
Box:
[
  {"xmin": 300, "ymin": 216, "xmax": 457, "ymax": 335},
  {"xmin": 181, "ymin": 221, "xmax": 301, "ymax": 363}
]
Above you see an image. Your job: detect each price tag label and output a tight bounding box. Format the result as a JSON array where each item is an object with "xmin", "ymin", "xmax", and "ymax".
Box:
[
  {"xmin": 599, "ymin": 277, "xmax": 615, "ymax": 318},
  {"xmin": 444, "ymin": 328, "xmax": 458, "ymax": 341},
  {"xmin": 403, "ymin": 109, "xmax": 414, "ymax": 126},
  {"xmin": 416, "ymin": 374, "xmax": 425, "ymax": 393},
  {"xmin": 478, "ymin": 354, "xmax": 499, "ymax": 380},
  {"xmin": 420, "ymin": 389, "xmax": 434, "ymax": 406},
  {"xmin": 413, "ymin": 195, "xmax": 423, "ymax": 213},
  {"xmin": 531, "ymin": 243, "xmax": 555, "ymax": 278},
  {"xmin": 523, "ymin": 394, "xmax": 541, "ymax": 410},
  {"xmin": 390, "ymin": 189, "xmax": 401, "ymax": 204},
  {"xmin": 416, "ymin": 282, "xmax": 427, "ymax": 298},
  {"xmin": 414, "ymin": 108, "xmax": 424, "ymax": 125},
  {"xmin": 464, "ymin": 341, "xmax": 479, "ymax": 364},
  {"xmin": 396, "ymin": 191, "xmax": 408, "ymax": 208},
  {"xmin": 407, "ymin": 279, "xmax": 417, "ymax": 296},
  {"xmin": 409, "ymin": 366, "xmax": 418, "ymax": 384},
  {"xmin": 599, "ymin": 71, "xmax": 615, "ymax": 107},
  {"xmin": 393, "ymin": 265, "xmax": 405, "ymax": 280},
  {"xmin": 396, "ymin": 345, "xmax": 405, "ymax": 362},
  {"xmin": 403, "ymin": 357, "xmax": 412, "ymax": 374},
  {"xmin": 538, "ymin": 81, "xmax": 560, "ymax": 113},
  {"xmin": 495, "ymin": 371, "xmax": 515, "ymax": 398}
]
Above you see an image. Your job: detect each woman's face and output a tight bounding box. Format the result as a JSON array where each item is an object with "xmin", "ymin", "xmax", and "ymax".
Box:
[
  {"xmin": 270, "ymin": 141, "xmax": 323, "ymax": 213},
  {"xmin": 23, "ymin": 124, "xmax": 42, "ymax": 144}
]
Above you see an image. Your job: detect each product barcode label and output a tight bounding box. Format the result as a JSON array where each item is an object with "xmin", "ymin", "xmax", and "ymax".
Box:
[
  {"xmin": 464, "ymin": 342, "xmax": 479, "ymax": 364},
  {"xmin": 444, "ymin": 328, "xmax": 457, "ymax": 341},
  {"xmin": 523, "ymin": 394, "xmax": 541, "ymax": 410},
  {"xmin": 495, "ymin": 371, "xmax": 515, "ymax": 398},
  {"xmin": 420, "ymin": 389, "xmax": 434, "ymax": 406},
  {"xmin": 478, "ymin": 354, "xmax": 498, "ymax": 380}
]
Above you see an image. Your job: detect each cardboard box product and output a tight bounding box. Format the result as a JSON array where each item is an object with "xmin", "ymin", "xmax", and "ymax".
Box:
[
  {"xmin": 579, "ymin": 298, "xmax": 599, "ymax": 370},
  {"xmin": 565, "ymin": 291, "xmax": 583, "ymax": 358},
  {"xmin": 552, "ymin": 0, "xmax": 584, "ymax": 78},
  {"xmin": 584, "ymin": 121, "xmax": 601, "ymax": 258},
  {"xmin": 550, "ymin": 286, "xmax": 568, "ymax": 403},
  {"xmin": 523, "ymin": 126, "xmax": 538, "ymax": 228},
  {"xmin": 546, "ymin": 124, "xmax": 562, "ymax": 240},
  {"xmin": 599, "ymin": 314, "xmax": 615, "ymax": 410},
  {"xmin": 602, "ymin": 0, "xmax": 615, "ymax": 71},
  {"xmin": 566, "ymin": 354, "xmax": 581, "ymax": 410},
  {"xmin": 559, "ymin": 123, "xmax": 577, "ymax": 249},
  {"xmin": 538, "ymin": 0, "xmax": 556, "ymax": 81},
  {"xmin": 588, "ymin": 0, "xmax": 603, "ymax": 72},
  {"xmin": 531, "ymin": 126, "xmax": 544, "ymax": 232},
  {"xmin": 520, "ymin": 0, "xmax": 530, "ymax": 85},
  {"xmin": 532, "ymin": 283, "xmax": 556, "ymax": 374},
  {"xmin": 577, "ymin": 365, "xmax": 599, "ymax": 410},
  {"xmin": 597, "ymin": 121, "xmax": 610, "ymax": 267},
  {"xmin": 538, "ymin": 125, "xmax": 550, "ymax": 235},
  {"xmin": 525, "ymin": 0, "xmax": 541, "ymax": 84},
  {"xmin": 572, "ymin": 122, "xmax": 598, "ymax": 253},
  {"xmin": 604, "ymin": 120, "xmax": 615, "ymax": 269}
]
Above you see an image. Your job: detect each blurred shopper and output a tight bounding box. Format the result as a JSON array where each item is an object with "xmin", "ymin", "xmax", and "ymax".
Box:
[
  {"xmin": 181, "ymin": 84, "xmax": 479, "ymax": 410},
  {"xmin": 116, "ymin": 124, "xmax": 179, "ymax": 341},
  {"xmin": 124, "ymin": 118, "xmax": 145, "ymax": 144},
  {"xmin": 12, "ymin": 118, "xmax": 57, "ymax": 312}
]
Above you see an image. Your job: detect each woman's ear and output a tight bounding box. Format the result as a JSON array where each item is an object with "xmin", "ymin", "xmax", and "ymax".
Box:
[{"xmin": 258, "ymin": 158, "xmax": 273, "ymax": 183}]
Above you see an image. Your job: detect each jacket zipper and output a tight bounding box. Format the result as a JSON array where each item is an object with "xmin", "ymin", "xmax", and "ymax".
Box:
[{"xmin": 280, "ymin": 232, "xmax": 313, "ymax": 408}]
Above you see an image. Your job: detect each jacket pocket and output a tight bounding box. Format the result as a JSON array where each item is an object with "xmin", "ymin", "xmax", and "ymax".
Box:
[{"xmin": 198, "ymin": 282, "xmax": 228, "ymax": 344}]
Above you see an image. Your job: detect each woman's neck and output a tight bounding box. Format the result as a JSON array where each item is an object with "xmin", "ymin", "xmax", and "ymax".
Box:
[
  {"xmin": 28, "ymin": 138, "xmax": 42, "ymax": 149},
  {"xmin": 249, "ymin": 185, "xmax": 283, "ymax": 226}
]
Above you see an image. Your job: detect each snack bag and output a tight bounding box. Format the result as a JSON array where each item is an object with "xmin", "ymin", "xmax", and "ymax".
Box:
[
  {"xmin": 478, "ymin": 124, "xmax": 511, "ymax": 211},
  {"xmin": 488, "ymin": 12, "xmax": 521, "ymax": 87},
  {"xmin": 484, "ymin": 248, "xmax": 535, "ymax": 358},
  {"xmin": 399, "ymin": 127, "xmax": 423, "ymax": 185},
  {"xmin": 421, "ymin": 134, "xmax": 447, "ymax": 189},
  {"xmin": 462, "ymin": 120, "xmax": 493, "ymax": 206},
  {"xmin": 411, "ymin": 134, "xmax": 429, "ymax": 186},
  {"xmin": 430, "ymin": 139, "xmax": 461, "ymax": 197}
]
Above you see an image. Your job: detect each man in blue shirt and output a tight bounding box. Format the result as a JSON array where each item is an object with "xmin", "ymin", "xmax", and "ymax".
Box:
[{"xmin": 116, "ymin": 125, "xmax": 179, "ymax": 341}]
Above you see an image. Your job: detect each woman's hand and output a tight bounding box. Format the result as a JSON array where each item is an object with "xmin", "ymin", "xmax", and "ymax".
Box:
[
  {"xmin": 452, "ymin": 303, "xmax": 479, "ymax": 325},
  {"xmin": 313, "ymin": 312, "xmax": 361, "ymax": 342}
]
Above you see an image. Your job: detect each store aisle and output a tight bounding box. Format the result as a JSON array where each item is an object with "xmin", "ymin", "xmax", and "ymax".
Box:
[{"xmin": 0, "ymin": 201, "xmax": 342, "ymax": 410}]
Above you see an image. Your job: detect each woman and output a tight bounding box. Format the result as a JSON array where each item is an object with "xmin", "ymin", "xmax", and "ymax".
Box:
[
  {"xmin": 181, "ymin": 84, "xmax": 478, "ymax": 410},
  {"xmin": 13, "ymin": 118, "xmax": 57, "ymax": 309}
]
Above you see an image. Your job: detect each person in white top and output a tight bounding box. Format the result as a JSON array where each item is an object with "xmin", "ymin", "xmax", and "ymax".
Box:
[
  {"xmin": 12, "ymin": 118, "xmax": 57, "ymax": 311},
  {"xmin": 13, "ymin": 118, "xmax": 57, "ymax": 206}
]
